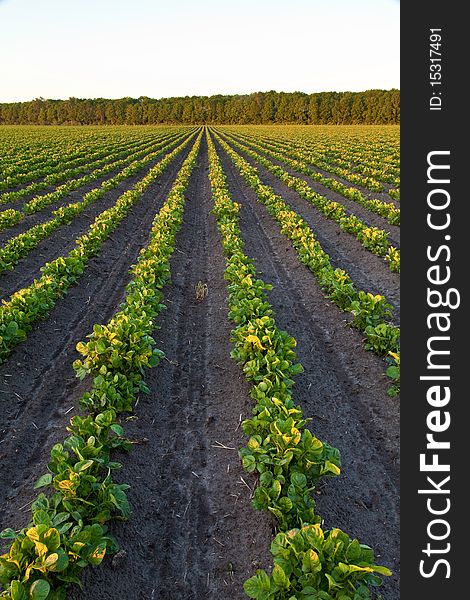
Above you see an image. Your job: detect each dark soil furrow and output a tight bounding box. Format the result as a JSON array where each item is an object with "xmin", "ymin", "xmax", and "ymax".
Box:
[
  {"xmin": 217, "ymin": 137, "xmax": 400, "ymax": 322},
  {"xmin": 215, "ymin": 140, "xmax": 400, "ymax": 599},
  {"xmin": 0, "ymin": 143, "xmax": 191, "ymax": 300}
]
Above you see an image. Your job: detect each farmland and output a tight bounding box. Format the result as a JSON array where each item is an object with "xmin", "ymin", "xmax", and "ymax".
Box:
[{"xmin": 0, "ymin": 125, "xmax": 399, "ymax": 600}]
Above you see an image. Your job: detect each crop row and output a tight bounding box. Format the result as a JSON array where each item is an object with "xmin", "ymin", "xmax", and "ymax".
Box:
[
  {"xmin": 212, "ymin": 131, "xmax": 400, "ymax": 390},
  {"xmin": 0, "ymin": 132, "xmax": 194, "ymax": 275},
  {"xmin": 248, "ymin": 128, "xmax": 400, "ymax": 185},
  {"xmin": 22, "ymin": 134, "xmax": 181, "ymax": 214},
  {"xmin": 0, "ymin": 134, "xmax": 184, "ymax": 229},
  {"xmin": 206, "ymin": 130, "xmax": 391, "ymax": 599},
  {"xmin": 216, "ymin": 131, "xmax": 400, "ymax": 273},
  {"xmin": 0, "ymin": 131, "xmax": 168, "ymax": 194},
  {"xmin": 231, "ymin": 128, "xmax": 400, "ymax": 190},
  {"xmin": 0, "ymin": 127, "xmax": 170, "ymax": 184},
  {"xmin": 222, "ymin": 129, "xmax": 400, "ymax": 226},
  {"xmin": 0, "ymin": 131, "xmax": 116, "ymax": 183},
  {"xmin": 260, "ymin": 133, "xmax": 399, "ymax": 189},
  {"xmin": 258, "ymin": 128, "xmax": 401, "ymax": 202},
  {"xmin": 0, "ymin": 131, "xmax": 197, "ymax": 363},
  {"xmin": 0, "ymin": 132, "xmax": 203, "ymax": 600},
  {"xmin": 0, "ymin": 133, "xmax": 172, "ymax": 227}
]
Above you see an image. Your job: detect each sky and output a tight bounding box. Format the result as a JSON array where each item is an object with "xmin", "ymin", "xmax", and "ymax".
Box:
[{"xmin": 0, "ymin": 0, "xmax": 399, "ymax": 102}]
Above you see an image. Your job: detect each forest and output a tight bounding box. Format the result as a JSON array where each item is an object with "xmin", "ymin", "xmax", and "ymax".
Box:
[{"xmin": 0, "ymin": 89, "xmax": 399, "ymax": 125}]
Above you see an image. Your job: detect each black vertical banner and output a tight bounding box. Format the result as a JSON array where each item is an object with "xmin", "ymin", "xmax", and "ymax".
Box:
[{"xmin": 401, "ymin": 4, "xmax": 465, "ymax": 598}]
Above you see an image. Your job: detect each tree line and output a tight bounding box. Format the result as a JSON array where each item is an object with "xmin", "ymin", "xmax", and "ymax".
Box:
[{"xmin": 0, "ymin": 90, "xmax": 399, "ymax": 125}]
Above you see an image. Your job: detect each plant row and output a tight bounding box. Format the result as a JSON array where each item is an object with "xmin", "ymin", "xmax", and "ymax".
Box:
[
  {"xmin": 212, "ymin": 132, "xmax": 400, "ymax": 390},
  {"xmin": 206, "ymin": 130, "xmax": 391, "ymax": 599},
  {"xmin": 0, "ymin": 127, "xmax": 178, "ymax": 186},
  {"xmin": 0, "ymin": 132, "xmax": 203, "ymax": 600},
  {"xmin": 0, "ymin": 131, "xmax": 197, "ymax": 363},
  {"xmin": 0, "ymin": 132, "xmax": 185, "ymax": 230},
  {"xmin": 258, "ymin": 130, "xmax": 401, "ymax": 203},
  {"xmin": 0, "ymin": 132, "xmax": 168, "ymax": 195},
  {"xmin": 216, "ymin": 132, "xmax": 400, "ymax": 273},
  {"xmin": 0, "ymin": 134, "xmax": 179, "ymax": 231},
  {"xmin": 223, "ymin": 130, "xmax": 400, "ymax": 226},
  {"xmin": 238, "ymin": 128, "xmax": 400, "ymax": 188},
  {"xmin": 0, "ymin": 131, "xmax": 195, "ymax": 275}
]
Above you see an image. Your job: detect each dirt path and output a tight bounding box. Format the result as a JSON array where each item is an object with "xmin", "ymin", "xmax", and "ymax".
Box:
[{"xmin": 215, "ymin": 139, "xmax": 400, "ymax": 599}]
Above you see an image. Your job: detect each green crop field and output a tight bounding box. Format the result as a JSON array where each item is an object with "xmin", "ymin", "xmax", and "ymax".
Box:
[{"xmin": 0, "ymin": 124, "xmax": 400, "ymax": 600}]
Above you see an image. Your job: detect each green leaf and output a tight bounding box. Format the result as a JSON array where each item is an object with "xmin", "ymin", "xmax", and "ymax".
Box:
[
  {"xmin": 10, "ymin": 580, "xmax": 27, "ymax": 600},
  {"xmin": 371, "ymin": 565, "xmax": 393, "ymax": 576},
  {"xmin": 34, "ymin": 474, "xmax": 52, "ymax": 489},
  {"xmin": 302, "ymin": 549, "xmax": 321, "ymax": 574},
  {"xmin": 0, "ymin": 527, "xmax": 18, "ymax": 539},
  {"xmin": 278, "ymin": 497, "xmax": 293, "ymax": 512},
  {"xmin": 291, "ymin": 472, "xmax": 307, "ymax": 488},
  {"xmin": 48, "ymin": 549, "xmax": 69, "ymax": 573},
  {"xmin": 96, "ymin": 341, "xmax": 107, "ymax": 354},
  {"xmin": 148, "ymin": 352, "xmax": 162, "ymax": 367},
  {"xmin": 260, "ymin": 471, "xmax": 273, "ymax": 487},
  {"xmin": 44, "ymin": 553, "xmax": 59, "ymax": 568},
  {"xmin": 110, "ymin": 424, "xmax": 124, "ymax": 436},
  {"xmin": 386, "ymin": 365, "xmax": 400, "ymax": 379},
  {"xmin": 5, "ymin": 321, "xmax": 19, "ymax": 337},
  {"xmin": 272, "ymin": 563, "xmax": 290, "ymax": 590},
  {"xmin": 88, "ymin": 542, "xmax": 106, "ymax": 566},
  {"xmin": 52, "ymin": 513, "xmax": 70, "ymax": 527},
  {"xmin": 29, "ymin": 579, "xmax": 51, "ymax": 600},
  {"xmin": 243, "ymin": 570, "xmax": 271, "ymax": 599},
  {"xmin": 77, "ymin": 459, "xmax": 94, "ymax": 472},
  {"xmin": 324, "ymin": 461, "xmax": 341, "ymax": 476},
  {"xmin": 242, "ymin": 454, "xmax": 256, "ymax": 472},
  {"xmin": 43, "ymin": 528, "xmax": 61, "ymax": 551},
  {"xmin": 32, "ymin": 510, "xmax": 52, "ymax": 527}
]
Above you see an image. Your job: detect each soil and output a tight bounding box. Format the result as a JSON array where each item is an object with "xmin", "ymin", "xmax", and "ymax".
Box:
[{"xmin": 0, "ymin": 132, "xmax": 399, "ymax": 599}]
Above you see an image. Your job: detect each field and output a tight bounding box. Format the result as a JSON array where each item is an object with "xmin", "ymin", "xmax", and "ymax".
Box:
[{"xmin": 0, "ymin": 125, "xmax": 400, "ymax": 600}]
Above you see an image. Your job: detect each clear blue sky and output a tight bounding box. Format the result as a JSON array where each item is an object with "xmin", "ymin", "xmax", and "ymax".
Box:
[{"xmin": 0, "ymin": 0, "xmax": 399, "ymax": 102}]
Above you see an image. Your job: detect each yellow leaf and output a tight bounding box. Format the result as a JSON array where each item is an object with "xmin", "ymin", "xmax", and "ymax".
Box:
[{"xmin": 245, "ymin": 335, "xmax": 265, "ymax": 350}]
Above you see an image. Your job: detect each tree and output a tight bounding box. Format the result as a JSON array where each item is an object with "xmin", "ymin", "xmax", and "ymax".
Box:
[{"xmin": 0, "ymin": 91, "xmax": 400, "ymax": 125}]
